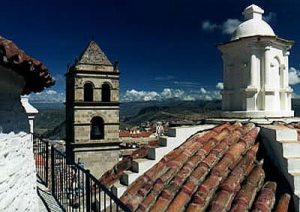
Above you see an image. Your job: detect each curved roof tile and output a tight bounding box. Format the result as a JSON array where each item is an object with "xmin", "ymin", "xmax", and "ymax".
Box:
[
  {"xmin": 0, "ymin": 36, "xmax": 54, "ymax": 94},
  {"xmin": 120, "ymin": 123, "xmax": 291, "ymax": 211}
]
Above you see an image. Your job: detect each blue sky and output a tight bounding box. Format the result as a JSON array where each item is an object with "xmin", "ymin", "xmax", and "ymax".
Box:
[{"xmin": 2, "ymin": 0, "xmax": 300, "ymax": 102}]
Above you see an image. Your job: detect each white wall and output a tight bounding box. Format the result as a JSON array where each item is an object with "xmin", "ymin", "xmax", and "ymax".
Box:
[
  {"xmin": 219, "ymin": 37, "xmax": 293, "ymax": 118},
  {"xmin": 0, "ymin": 133, "xmax": 37, "ymax": 211},
  {"xmin": 0, "ymin": 67, "xmax": 37, "ymax": 211}
]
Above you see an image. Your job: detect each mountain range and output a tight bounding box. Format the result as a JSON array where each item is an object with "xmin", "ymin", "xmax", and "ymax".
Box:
[{"xmin": 32, "ymin": 98, "xmax": 300, "ymax": 140}]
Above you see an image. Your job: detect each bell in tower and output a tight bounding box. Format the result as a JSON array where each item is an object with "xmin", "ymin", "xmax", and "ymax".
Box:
[{"xmin": 65, "ymin": 41, "xmax": 120, "ymax": 177}]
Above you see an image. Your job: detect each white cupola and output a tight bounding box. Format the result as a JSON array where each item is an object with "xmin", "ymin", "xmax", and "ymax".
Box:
[
  {"xmin": 232, "ymin": 4, "xmax": 275, "ymax": 40},
  {"xmin": 218, "ymin": 4, "xmax": 294, "ymax": 118}
]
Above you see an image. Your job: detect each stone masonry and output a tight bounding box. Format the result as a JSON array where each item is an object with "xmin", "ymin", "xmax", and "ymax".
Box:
[{"xmin": 66, "ymin": 41, "xmax": 120, "ymax": 177}]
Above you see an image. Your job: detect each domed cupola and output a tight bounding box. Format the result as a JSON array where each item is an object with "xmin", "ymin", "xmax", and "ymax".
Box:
[
  {"xmin": 218, "ymin": 5, "xmax": 294, "ymax": 118},
  {"xmin": 231, "ymin": 4, "xmax": 275, "ymax": 40}
]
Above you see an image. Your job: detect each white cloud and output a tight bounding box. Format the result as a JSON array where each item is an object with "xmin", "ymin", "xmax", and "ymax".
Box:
[
  {"xmin": 222, "ymin": 19, "xmax": 241, "ymax": 34},
  {"xmin": 121, "ymin": 87, "xmax": 221, "ymax": 102},
  {"xmin": 161, "ymin": 88, "xmax": 187, "ymax": 99},
  {"xmin": 46, "ymin": 90, "xmax": 57, "ymax": 95},
  {"xmin": 202, "ymin": 12, "xmax": 275, "ymax": 35},
  {"xmin": 216, "ymin": 82, "xmax": 224, "ymax": 89},
  {"xmin": 201, "ymin": 21, "xmax": 218, "ymax": 31},
  {"xmin": 200, "ymin": 88, "xmax": 207, "ymax": 94},
  {"xmin": 29, "ymin": 89, "xmax": 65, "ymax": 103},
  {"xmin": 263, "ymin": 12, "xmax": 276, "ymax": 22},
  {"xmin": 289, "ymin": 67, "xmax": 300, "ymax": 85},
  {"xmin": 154, "ymin": 75, "xmax": 175, "ymax": 81},
  {"xmin": 53, "ymin": 74, "xmax": 64, "ymax": 82},
  {"xmin": 122, "ymin": 89, "xmax": 160, "ymax": 102},
  {"xmin": 202, "ymin": 18, "xmax": 241, "ymax": 34},
  {"xmin": 173, "ymin": 81, "xmax": 203, "ymax": 88}
]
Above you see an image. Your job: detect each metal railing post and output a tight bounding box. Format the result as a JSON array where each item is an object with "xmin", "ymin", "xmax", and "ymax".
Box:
[
  {"xmin": 51, "ymin": 145, "xmax": 55, "ymax": 194},
  {"xmin": 45, "ymin": 140, "xmax": 49, "ymax": 187},
  {"xmin": 85, "ymin": 170, "xmax": 91, "ymax": 212}
]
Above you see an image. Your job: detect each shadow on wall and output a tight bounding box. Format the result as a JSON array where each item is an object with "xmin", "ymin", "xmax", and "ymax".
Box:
[
  {"xmin": 0, "ymin": 67, "xmax": 30, "ymax": 134},
  {"xmin": 0, "ymin": 100, "xmax": 30, "ymax": 134}
]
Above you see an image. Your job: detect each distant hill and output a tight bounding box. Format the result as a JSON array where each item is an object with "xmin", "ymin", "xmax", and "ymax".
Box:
[
  {"xmin": 120, "ymin": 100, "xmax": 222, "ymax": 128},
  {"xmin": 32, "ymin": 99, "xmax": 300, "ymax": 139},
  {"xmin": 32, "ymin": 102, "xmax": 65, "ymax": 138}
]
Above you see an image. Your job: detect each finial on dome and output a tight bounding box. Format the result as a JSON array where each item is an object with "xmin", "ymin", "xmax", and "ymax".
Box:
[{"xmin": 243, "ymin": 4, "xmax": 264, "ymax": 20}]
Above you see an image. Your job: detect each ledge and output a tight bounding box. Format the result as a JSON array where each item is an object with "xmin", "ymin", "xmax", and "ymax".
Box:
[
  {"xmin": 221, "ymin": 110, "xmax": 294, "ymax": 118},
  {"xmin": 245, "ymin": 86, "xmax": 258, "ymax": 92},
  {"xmin": 73, "ymin": 101, "xmax": 120, "ymax": 106}
]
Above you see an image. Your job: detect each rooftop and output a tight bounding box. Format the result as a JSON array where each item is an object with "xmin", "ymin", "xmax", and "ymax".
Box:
[
  {"xmin": 118, "ymin": 123, "xmax": 291, "ymax": 211},
  {"xmin": 0, "ymin": 35, "xmax": 54, "ymax": 94}
]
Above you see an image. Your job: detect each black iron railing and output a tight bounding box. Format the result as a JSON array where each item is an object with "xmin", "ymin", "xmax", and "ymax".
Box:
[
  {"xmin": 34, "ymin": 137, "xmax": 49, "ymax": 187},
  {"xmin": 34, "ymin": 137, "xmax": 131, "ymax": 212}
]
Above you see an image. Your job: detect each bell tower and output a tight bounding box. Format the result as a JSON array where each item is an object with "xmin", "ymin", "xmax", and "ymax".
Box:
[{"xmin": 66, "ymin": 41, "xmax": 120, "ymax": 177}]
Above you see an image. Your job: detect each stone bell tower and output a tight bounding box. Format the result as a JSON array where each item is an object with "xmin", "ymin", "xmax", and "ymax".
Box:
[
  {"xmin": 66, "ymin": 41, "xmax": 120, "ymax": 177},
  {"xmin": 218, "ymin": 4, "xmax": 294, "ymax": 118}
]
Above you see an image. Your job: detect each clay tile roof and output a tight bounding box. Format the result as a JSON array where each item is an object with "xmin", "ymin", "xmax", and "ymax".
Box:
[
  {"xmin": 119, "ymin": 131, "xmax": 153, "ymax": 138},
  {"xmin": 0, "ymin": 36, "xmax": 54, "ymax": 94},
  {"xmin": 120, "ymin": 131, "xmax": 131, "ymax": 137},
  {"xmin": 120, "ymin": 123, "xmax": 292, "ymax": 211}
]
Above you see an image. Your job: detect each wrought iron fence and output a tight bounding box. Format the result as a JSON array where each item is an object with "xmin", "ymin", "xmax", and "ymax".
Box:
[
  {"xmin": 34, "ymin": 137, "xmax": 131, "ymax": 212},
  {"xmin": 34, "ymin": 136, "xmax": 49, "ymax": 187}
]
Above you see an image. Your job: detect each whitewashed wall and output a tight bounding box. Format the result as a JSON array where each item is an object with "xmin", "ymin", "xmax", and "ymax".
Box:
[
  {"xmin": 0, "ymin": 67, "xmax": 37, "ymax": 211},
  {"xmin": 0, "ymin": 133, "xmax": 37, "ymax": 211}
]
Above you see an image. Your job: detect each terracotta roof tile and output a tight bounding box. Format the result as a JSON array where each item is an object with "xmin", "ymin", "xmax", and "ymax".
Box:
[
  {"xmin": 275, "ymin": 193, "xmax": 291, "ymax": 212},
  {"xmin": 252, "ymin": 181, "xmax": 277, "ymax": 211},
  {"xmin": 0, "ymin": 36, "xmax": 54, "ymax": 94},
  {"xmin": 120, "ymin": 123, "xmax": 292, "ymax": 211}
]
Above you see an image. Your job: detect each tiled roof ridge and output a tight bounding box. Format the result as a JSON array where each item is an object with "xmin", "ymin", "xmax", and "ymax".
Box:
[
  {"xmin": 184, "ymin": 127, "xmax": 259, "ymax": 211},
  {"xmin": 120, "ymin": 123, "xmax": 292, "ymax": 212},
  {"xmin": 0, "ymin": 36, "xmax": 54, "ymax": 94},
  {"xmin": 252, "ymin": 181, "xmax": 277, "ymax": 211},
  {"xmin": 99, "ymin": 145, "xmax": 152, "ymax": 187},
  {"xmin": 121, "ymin": 123, "xmax": 250, "ymax": 210},
  {"xmin": 275, "ymin": 193, "xmax": 291, "ymax": 212},
  {"xmin": 231, "ymin": 164, "xmax": 265, "ymax": 211}
]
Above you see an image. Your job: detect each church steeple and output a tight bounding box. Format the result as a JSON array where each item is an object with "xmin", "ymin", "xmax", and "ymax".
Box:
[
  {"xmin": 65, "ymin": 40, "xmax": 120, "ymax": 177},
  {"xmin": 77, "ymin": 41, "xmax": 112, "ymax": 66}
]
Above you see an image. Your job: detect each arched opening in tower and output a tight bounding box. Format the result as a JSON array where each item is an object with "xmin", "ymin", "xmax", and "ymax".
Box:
[
  {"xmin": 102, "ymin": 83, "xmax": 111, "ymax": 102},
  {"xmin": 84, "ymin": 82, "xmax": 93, "ymax": 102},
  {"xmin": 90, "ymin": 117, "xmax": 104, "ymax": 140}
]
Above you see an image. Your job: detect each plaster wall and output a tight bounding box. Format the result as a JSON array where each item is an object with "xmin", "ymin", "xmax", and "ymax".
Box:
[
  {"xmin": 260, "ymin": 125, "xmax": 300, "ymax": 211},
  {"xmin": 220, "ymin": 38, "xmax": 293, "ymax": 118},
  {"xmin": 0, "ymin": 133, "xmax": 37, "ymax": 212},
  {"xmin": 0, "ymin": 67, "xmax": 37, "ymax": 211}
]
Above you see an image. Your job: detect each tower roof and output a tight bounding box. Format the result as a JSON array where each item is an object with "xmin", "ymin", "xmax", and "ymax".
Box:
[
  {"xmin": 77, "ymin": 41, "xmax": 112, "ymax": 66},
  {"xmin": 231, "ymin": 4, "xmax": 275, "ymax": 40}
]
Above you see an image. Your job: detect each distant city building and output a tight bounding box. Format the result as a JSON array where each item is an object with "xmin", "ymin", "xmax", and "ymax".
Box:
[
  {"xmin": 65, "ymin": 41, "xmax": 120, "ymax": 177},
  {"xmin": 219, "ymin": 4, "xmax": 294, "ymax": 118},
  {"xmin": 155, "ymin": 121, "xmax": 164, "ymax": 137}
]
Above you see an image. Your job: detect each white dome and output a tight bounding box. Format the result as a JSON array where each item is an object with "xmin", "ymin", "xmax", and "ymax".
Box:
[{"xmin": 231, "ymin": 4, "xmax": 275, "ymax": 40}]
